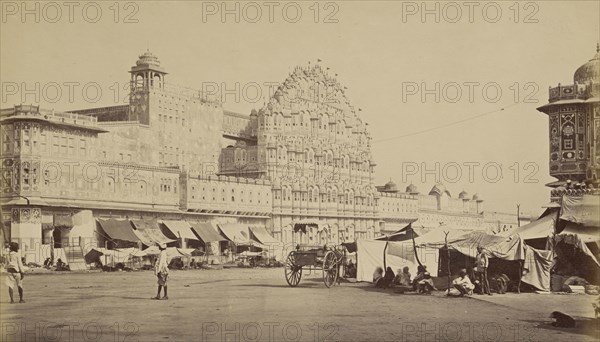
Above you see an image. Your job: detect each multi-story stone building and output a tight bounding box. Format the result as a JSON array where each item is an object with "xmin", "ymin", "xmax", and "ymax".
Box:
[
  {"xmin": 374, "ymin": 181, "xmax": 521, "ymax": 234},
  {"xmin": 0, "ymin": 51, "xmax": 519, "ymax": 264}
]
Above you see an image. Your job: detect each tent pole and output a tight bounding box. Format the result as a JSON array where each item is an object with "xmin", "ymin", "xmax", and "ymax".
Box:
[
  {"xmin": 517, "ymin": 260, "xmax": 522, "ymax": 294},
  {"xmin": 549, "ymin": 207, "xmax": 561, "ymax": 290},
  {"xmin": 383, "ymin": 239, "xmax": 388, "ymax": 270},
  {"xmin": 444, "ymin": 231, "xmax": 450, "ymax": 295},
  {"xmin": 411, "ymin": 228, "xmax": 423, "ymax": 268}
]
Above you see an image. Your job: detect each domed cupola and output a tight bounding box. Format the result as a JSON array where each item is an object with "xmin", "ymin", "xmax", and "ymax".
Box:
[
  {"xmin": 574, "ymin": 44, "xmax": 600, "ymax": 84},
  {"xmin": 406, "ymin": 183, "xmax": 419, "ymax": 194},
  {"xmin": 383, "ymin": 180, "xmax": 398, "ymax": 192}
]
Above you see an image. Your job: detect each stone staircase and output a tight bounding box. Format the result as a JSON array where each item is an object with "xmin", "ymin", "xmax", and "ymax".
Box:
[{"xmin": 63, "ymin": 244, "xmax": 87, "ymax": 271}]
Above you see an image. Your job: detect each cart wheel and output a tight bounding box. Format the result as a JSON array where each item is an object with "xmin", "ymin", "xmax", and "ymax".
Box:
[
  {"xmin": 285, "ymin": 252, "xmax": 302, "ymax": 287},
  {"xmin": 323, "ymin": 251, "xmax": 339, "ymax": 288}
]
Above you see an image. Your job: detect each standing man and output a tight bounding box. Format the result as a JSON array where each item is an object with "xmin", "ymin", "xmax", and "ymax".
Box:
[
  {"xmin": 152, "ymin": 243, "xmax": 169, "ymax": 300},
  {"xmin": 6, "ymin": 242, "xmax": 25, "ymax": 303},
  {"xmin": 475, "ymin": 246, "xmax": 492, "ymax": 296}
]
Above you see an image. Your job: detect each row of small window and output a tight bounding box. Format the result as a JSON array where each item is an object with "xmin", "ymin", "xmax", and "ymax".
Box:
[
  {"xmin": 159, "ymin": 178, "xmax": 177, "ymax": 193},
  {"xmin": 191, "ymin": 196, "xmax": 269, "ymax": 205},
  {"xmin": 273, "ymin": 192, "xmax": 373, "ymax": 206},
  {"xmin": 189, "ymin": 187, "xmax": 269, "ymax": 204},
  {"xmin": 101, "ymin": 151, "xmax": 133, "ymax": 162},
  {"xmin": 157, "ymin": 113, "xmax": 186, "ymax": 126},
  {"xmin": 157, "ymin": 95, "xmax": 189, "ymax": 105}
]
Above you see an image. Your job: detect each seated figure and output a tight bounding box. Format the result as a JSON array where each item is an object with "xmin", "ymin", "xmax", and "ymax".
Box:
[
  {"xmin": 378, "ymin": 267, "xmax": 395, "ymax": 289},
  {"xmin": 373, "ymin": 267, "xmax": 384, "ymax": 287},
  {"xmin": 417, "ymin": 272, "xmax": 437, "ymax": 294},
  {"xmin": 450, "ymin": 269, "xmax": 475, "ymax": 297}
]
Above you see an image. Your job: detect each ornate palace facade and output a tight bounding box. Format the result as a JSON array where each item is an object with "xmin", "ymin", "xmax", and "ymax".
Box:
[{"xmin": 1, "ymin": 52, "xmax": 518, "ymax": 264}]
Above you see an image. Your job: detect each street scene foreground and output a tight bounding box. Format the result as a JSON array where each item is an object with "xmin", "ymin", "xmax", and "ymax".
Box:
[{"xmin": 1, "ymin": 268, "xmax": 598, "ymax": 342}]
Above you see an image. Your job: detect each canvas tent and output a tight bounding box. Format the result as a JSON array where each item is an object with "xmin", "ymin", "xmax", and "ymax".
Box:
[
  {"xmin": 509, "ymin": 214, "xmax": 555, "ymax": 241},
  {"xmin": 560, "ymin": 194, "xmax": 600, "ymax": 227},
  {"xmin": 513, "ymin": 195, "xmax": 600, "ymax": 283},
  {"xmin": 356, "ymin": 229, "xmax": 553, "ymax": 291}
]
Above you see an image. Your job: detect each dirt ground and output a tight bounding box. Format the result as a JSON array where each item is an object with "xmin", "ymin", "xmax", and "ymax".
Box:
[{"xmin": 1, "ymin": 268, "xmax": 599, "ymax": 342}]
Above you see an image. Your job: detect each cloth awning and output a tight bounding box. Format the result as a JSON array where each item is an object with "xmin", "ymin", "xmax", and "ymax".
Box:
[
  {"xmin": 131, "ymin": 219, "xmax": 174, "ymax": 246},
  {"xmin": 143, "ymin": 246, "xmax": 192, "ymax": 258},
  {"xmin": 552, "ymin": 234, "xmax": 600, "ymax": 267},
  {"xmin": 191, "ymin": 222, "xmax": 227, "ymax": 242},
  {"xmin": 560, "ymin": 223, "xmax": 600, "ymax": 243},
  {"xmin": 510, "ymin": 214, "xmax": 555, "ymax": 240},
  {"xmin": 85, "ymin": 247, "xmax": 140, "ymax": 264},
  {"xmin": 42, "ymin": 214, "xmax": 54, "ymax": 230},
  {"xmin": 54, "ymin": 213, "xmax": 73, "ymax": 228},
  {"xmin": 239, "ymin": 251, "xmax": 265, "ymax": 257},
  {"xmin": 560, "ymin": 194, "xmax": 600, "ymax": 227},
  {"xmin": 218, "ymin": 223, "xmax": 252, "ymax": 244},
  {"xmin": 293, "ymin": 220, "xmax": 328, "ymax": 233},
  {"xmin": 162, "ymin": 220, "xmax": 198, "ymax": 241},
  {"xmin": 412, "ymin": 228, "xmax": 473, "ymax": 248},
  {"xmin": 249, "ymin": 226, "xmax": 279, "ymax": 244},
  {"xmin": 375, "ymin": 224, "xmax": 414, "ymax": 241},
  {"xmin": 97, "ymin": 219, "xmax": 140, "ymax": 243}
]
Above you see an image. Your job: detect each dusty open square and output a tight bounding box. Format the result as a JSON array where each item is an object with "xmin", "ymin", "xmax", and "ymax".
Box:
[{"xmin": 1, "ymin": 268, "xmax": 599, "ymax": 342}]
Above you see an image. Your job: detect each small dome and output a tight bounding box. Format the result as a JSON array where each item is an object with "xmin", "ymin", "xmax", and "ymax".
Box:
[
  {"xmin": 472, "ymin": 193, "xmax": 482, "ymax": 201},
  {"xmin": 458, "ymin": 190, "xmax": 469, "ymax": 199},
  {"xmin": 406, "ymin": 183, "xmax": 419, "ymax": 194},
  {"xmin": 250, "ymin": 109, "xmax": 258, "ymax": 116},
  {"xmin": 574, "ymin": 44, "xmax": 600, "ymax": 84},
  {"xmin": 384, "ymin": 180, "xmax": 398, "ymax": 192},
  {"xmin": 136, "ymin": 50, "xmax": 161, "ymax": 68}
]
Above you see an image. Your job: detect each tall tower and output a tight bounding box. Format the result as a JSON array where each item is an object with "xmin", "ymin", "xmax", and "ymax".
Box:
[
  {"xmin": 128, "ymin": 50, "xmax": 168, "ymax": 124},
  {"xmin": 537, "ymin": 45, "xmax": 600, "ymax": 189}
]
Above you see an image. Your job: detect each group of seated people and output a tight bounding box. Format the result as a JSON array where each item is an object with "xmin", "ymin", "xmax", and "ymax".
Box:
[
  {"xmin": 45, "ymin": 258, "xmax": 70, "ymax": 271},
  {"xmin": 372, "ymin": 265, "xmax": 483, "ymax": 297},
  {"xmin": 372, "ymin": 265, "xmax": 437, "ymax": 294}
]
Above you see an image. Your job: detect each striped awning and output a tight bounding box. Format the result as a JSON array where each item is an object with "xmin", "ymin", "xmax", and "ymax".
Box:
[
  {"xmin": 191, "ymin": 222, "xmax": 227, "ymax": 243},
  {"xmin": 97, "ymin": 219, "xmax": 140, "ymax": 243},
  {"xmin": 162, "ymin": 220, "xmax": 198, "ymax": 241},
  {"xmin": 131, "ymin": 219, "xmax": 174, "ymax": 246},
  {"xmin": 249, "ymin": 226, "xmax": 279, "ymax": 244}
]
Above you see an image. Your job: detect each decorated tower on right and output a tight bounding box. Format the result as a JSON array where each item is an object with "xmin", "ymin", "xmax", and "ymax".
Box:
[{"xmin": 537, "ymin": 44, "xmax": 600, "ymax": 201}]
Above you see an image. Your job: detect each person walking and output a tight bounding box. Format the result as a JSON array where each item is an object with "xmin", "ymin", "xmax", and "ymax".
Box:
[
  {"xmin": 152, "ymin": 243, "xmax": 169, "ymax": 300},
  {"xmin": 6, "ymin": 242, "xmax": 26, "ymax": 303}
]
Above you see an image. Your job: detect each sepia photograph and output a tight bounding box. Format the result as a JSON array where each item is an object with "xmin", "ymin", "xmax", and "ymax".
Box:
[{"xmin": 0, "ymin": 0, "xmax": 599, "ymax": 341}]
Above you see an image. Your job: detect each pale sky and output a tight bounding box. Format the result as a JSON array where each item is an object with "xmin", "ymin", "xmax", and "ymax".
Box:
[{"xmin": 2, "ymin": 1, "xmax": 599, "ymax": 216}]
